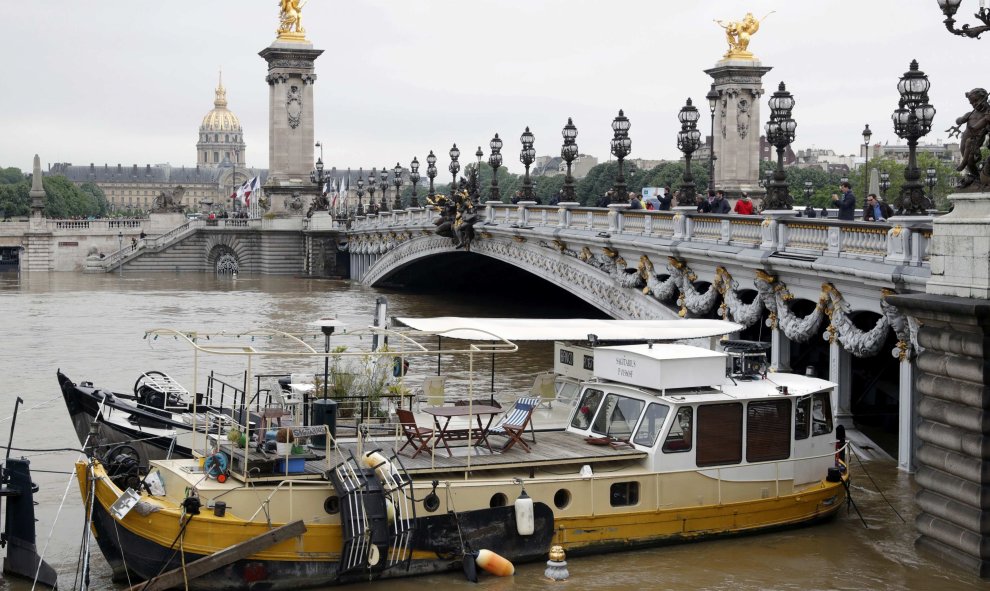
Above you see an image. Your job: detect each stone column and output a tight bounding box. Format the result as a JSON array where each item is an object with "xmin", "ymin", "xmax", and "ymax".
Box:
[
  {"xmin": 770, "ymin": 326, "xmax": 791, "ymax": 372},
  {"xmin": 897, "ymin": 356, "xmax": 917, "ymax": 472},
  {"xmin": 259, "ymin": 39, "xmax": 323, "ymax": 217},
  {"xmin": 704, "ymin": 60, "xmax": 771, "ymax": 200},
  {"xmin": 829, "ymin": 341, "xmax": 852, "ymax": 428}
]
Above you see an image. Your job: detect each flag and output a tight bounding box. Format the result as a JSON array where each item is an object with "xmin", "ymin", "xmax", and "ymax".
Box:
[
  {"xmin": 322, "ymin": 180, "xmax": 330, "ymax": 197},
  {"xmin": 233, "ymin": 179, "xmax": 249, "ymax": 206},
  {"xmin": 242, "ymin": 176, "xmax": 260, "ymax": 206},
  {"xmin": 330, "ymin": 177, "xmax": 339, "ymax": 208}
]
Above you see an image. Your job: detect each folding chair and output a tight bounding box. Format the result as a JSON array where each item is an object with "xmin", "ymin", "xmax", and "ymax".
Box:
[
  {"xmin": 489, "ymin": 397, "xmax": 539, "ymax": 453},
  {"xmin": 396, "ymin": 409, "xmax": 434, "ymax": 458},
  {"xmin": 529, "ymin": 373, "xmax": 557, "ymax": 408},
  {"xmin": 416, "ymin": 375, "xmax": 447, "ymax": 410}
]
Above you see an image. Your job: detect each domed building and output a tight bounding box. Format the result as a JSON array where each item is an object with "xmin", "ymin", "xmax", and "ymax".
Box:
[{"xmin": 197, "ymin": 73, "xmax": 246, "ymax": 168}]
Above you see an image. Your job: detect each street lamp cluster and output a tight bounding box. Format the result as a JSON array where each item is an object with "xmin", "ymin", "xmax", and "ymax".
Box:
[
  {"xmin": 892, "ymin": 59, "xmax": 936, "ymax": 214},
  {"xmin": 937, "ymin": 0, "xmax": 990, "ymax": 37},
  {"xmin": 675, "ymin": 98, "xmax": 702, "ymax": 204},
  {"xmin": 610, "ymin": 110, "xmax": 632, "ymax": 203},
  {"xmin": 561, "ymin": 118, "xmax": 579, "ymax": 202},
  {"xmin": 520, "ymin": 127, "xmax": 536, "ymax": 200},
  {"xmin": 488, "ymin": 134, "xmax": 503, "ymax": 202},
  {"xmin": 763, "ymin": 82, "xmax": 797, "ymax": 211}
]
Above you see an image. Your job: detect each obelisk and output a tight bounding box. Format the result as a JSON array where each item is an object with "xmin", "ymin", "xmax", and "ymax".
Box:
[
  {"xmin": 704, "ymin": 12, "xmax": 772, "ymax": 200},
  {"xmin": 29, "ymin": 154, "xmax": 45, "ymax": 225},
  {"xmin": 259, "ymin": 2, "xmax": 323, "ymax": 216}
]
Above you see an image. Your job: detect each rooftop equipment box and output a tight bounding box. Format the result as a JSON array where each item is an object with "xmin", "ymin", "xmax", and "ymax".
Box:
[{"xmin": 593, "ymin": 344, "xmax": 726, "ymax": 391}]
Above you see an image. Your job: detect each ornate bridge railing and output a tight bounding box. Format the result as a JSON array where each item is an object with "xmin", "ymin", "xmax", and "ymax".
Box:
[{"xmin": 350, "ymin": 202, "xmax": 932, "ymax": 268}]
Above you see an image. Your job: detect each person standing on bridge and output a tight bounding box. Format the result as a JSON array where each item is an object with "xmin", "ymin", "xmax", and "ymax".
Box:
[
  {"xmin": 863, "ymin": 193, "xmax": 893, "ymax": 222},
  {"xmin": 832, "ymin": 181, "xmax": 856, "ymax": 221},
  {"xmin": 712, "ymin": 190, "xmax": 731, "ymax": 214}
]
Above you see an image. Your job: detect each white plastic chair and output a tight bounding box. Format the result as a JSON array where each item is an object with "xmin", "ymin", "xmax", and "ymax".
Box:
[{"xmin": 416, "ymin": 375, "xmax": 447, "ymax": 410}]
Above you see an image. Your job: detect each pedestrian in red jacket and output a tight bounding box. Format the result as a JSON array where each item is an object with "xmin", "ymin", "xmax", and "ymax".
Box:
[{"xmin": 734, "ymin": 192, "xmax": 754, "ymax": 215}]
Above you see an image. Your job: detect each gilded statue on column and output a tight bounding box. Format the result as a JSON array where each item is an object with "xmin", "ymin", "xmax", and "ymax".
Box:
[
  {"xmin": 277, "ymin": 0, "xmax": 307, "ymax": 41},
  {"xmin": 714, "ymin": 12, "xmax": 772, "ymax": 60}
]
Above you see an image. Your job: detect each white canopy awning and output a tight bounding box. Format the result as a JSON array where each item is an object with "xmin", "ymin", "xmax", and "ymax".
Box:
[{"xmin": 393, "ymin": 317, "xmax": 743, "ymax": 342}]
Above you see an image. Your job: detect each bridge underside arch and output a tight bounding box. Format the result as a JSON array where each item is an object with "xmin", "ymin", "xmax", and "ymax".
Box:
[{"xmin": 361, "ymin": 236, "xmax": 681, "ymax": 320}]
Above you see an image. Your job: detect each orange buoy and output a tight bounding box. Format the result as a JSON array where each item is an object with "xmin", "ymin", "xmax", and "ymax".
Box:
[{"xmin": 475, "ymin": 549, "xmax": 514, "ymax": 576}]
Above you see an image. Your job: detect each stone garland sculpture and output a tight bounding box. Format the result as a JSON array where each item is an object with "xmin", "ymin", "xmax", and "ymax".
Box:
[
  {"xmin": 880, "ymin": 288, "xmax": 920, "ymax": 360},
  {"xmin": 578, "ymin": 248, "xmax": 643, "ymax": 289},
  {"xmin": 821, "ymin": 283, "xmax": 890, "ymax": 358},
  {"xmin": 715, "ymin": 267, "xmax": 764, "ymax": 327},
  {"xmin": 637, "ymin": 256, "xmax": 719, "ymax": 317}
]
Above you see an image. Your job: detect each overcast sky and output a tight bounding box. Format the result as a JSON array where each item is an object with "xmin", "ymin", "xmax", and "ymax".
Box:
[{"xmin": 0, "ymin": 1, "xmax": 978, "ymax": 174}]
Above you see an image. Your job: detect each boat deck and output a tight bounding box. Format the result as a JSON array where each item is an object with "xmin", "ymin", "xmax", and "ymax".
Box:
[{"xmin": 220, "ymin": 431, "xmax": 647, "ymax": 483}]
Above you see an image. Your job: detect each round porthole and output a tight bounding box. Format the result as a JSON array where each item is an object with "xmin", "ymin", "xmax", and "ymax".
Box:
[
  {"xmin": 554, "ymin": 489, "xmax": 571, "ymax": 510},
  {"xmin": 489, "ymin": 493, "xmax": 508, "ymax": 508},
  {"xmin": 423, "ymin": 491, "xmax": 440, "ymax": 513},
  {"xmin": 324, "ymin": 496, "xmax": 340, "ymax": 514}
]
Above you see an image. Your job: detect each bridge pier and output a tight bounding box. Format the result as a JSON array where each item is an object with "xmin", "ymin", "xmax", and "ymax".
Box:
[
  {"xmin": 770, "ymin": 326, "xmax": 790, "ymax": 372},
  {"xmin": 829, "ymin": 341, "xmax": 853, "ymax": 428}
]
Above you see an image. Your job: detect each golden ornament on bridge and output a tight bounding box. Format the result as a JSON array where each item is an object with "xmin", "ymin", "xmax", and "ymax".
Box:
[
  {"xmin": 714, "ymin": 11, "xmax": 773, "ymax": 60},
  {"xmin": 277, "ymin": 0, "xmax": 308, "ymax": 42}
]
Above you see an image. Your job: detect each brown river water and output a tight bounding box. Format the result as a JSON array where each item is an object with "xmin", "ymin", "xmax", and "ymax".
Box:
[{"xmin": 0, "ymin": 271, "xmax": 984, "ymax": 591}]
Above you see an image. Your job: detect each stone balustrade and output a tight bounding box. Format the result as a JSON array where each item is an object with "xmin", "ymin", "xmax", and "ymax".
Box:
[{"xmin": 349, "ymin": 202, "xmax": 932, "ymax": 267}]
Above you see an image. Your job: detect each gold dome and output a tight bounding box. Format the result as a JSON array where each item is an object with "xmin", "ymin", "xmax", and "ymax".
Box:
[{"xmin": 200, "ymin": 73, "xmax": 241, "ymax": 132}]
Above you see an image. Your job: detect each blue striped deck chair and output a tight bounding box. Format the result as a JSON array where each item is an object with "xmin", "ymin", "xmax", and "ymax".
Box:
[{"xmin": 489, "ymin": 396, "xmax": 540, "ymax": 452}]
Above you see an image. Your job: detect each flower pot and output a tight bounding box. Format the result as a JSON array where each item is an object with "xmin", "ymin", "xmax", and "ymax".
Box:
[{"xmin": 276, "ymin": 441, "xmax": 291, "ymax": 456}]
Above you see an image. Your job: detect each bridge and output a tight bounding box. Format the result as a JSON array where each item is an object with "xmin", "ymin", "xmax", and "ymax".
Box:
[{"xmin": 348, "ymin": 201, "xmax": 932, "ymax": 472}]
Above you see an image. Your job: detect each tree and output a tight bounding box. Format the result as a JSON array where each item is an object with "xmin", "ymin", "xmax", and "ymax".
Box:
[
  {"xmin": 41, "ymin": 175, "xmax": 108, "ymax": 218},
  {"xmin": 0, "ymin": 167, "xmax": 25, "ymax": 185},
  {"xmin": 0, "ymin": 182, "xmax": 29, "ymax": 218}
]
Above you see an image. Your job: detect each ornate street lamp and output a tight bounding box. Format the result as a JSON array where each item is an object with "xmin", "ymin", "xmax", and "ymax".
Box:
[
  {"xmin": 488, "ymin": 134, "xmax": 503, "ymax": 202},
  {"xmin": 393, "ymin": 163, "xmax": 403, "ymax": 210},
  {"xmin": 803, "ymin": 180, "xmax": 814, "ymax": 204},
  {"xmin": 862, "ymin": 124, "xmax": 872, "ymax": 202},
  {"xmin": 676, "ymin": 98, "xmax": 702, "ymax": 205},
  {"xmin": 378, "ymin": 167, "xmax": 389, "ymax": 212},
  {"xmin": 474, "ymin": 147, "xmax": 483, "ymax": 199},
  {"xmin": 409, "ymin": 157, "xmax": 420, "ymax": 207},
  {"xmin": 366, "ymin": 169, "xmax": 377, "ymax": 214},
  {"xmin": 448, "ymin": 144, "xmax": 460, "ymax": 192},
  {"xmin": 426, "ymin": 150, "xmax": 438, "ymax": 199},
  {"xmin": 937, "ymin": 0, "xmax": 990, "ymax": 37},
  {"xmin": 706, "ymin": 84, "xmax": 720, "ymax": 192},
  {"xmin": 763, "ymin": 81, "xmax": 797, "ymax": 211},
  {"xmin": 610, "ymin": 109, "xmax": 632, "ymax": 203},
  {"xmin": 926, "ymin": 166, "xmax": 938, "ymax": 201},
  {"xmin": 892, "ymin": 59, "xmax": 936, "ymax": 214},
  {"xmin": 520, "ymin": 127, "xmax": 536, "ymax": 200},
  {"xmin": 880, "ymin": 170, "xmax": 891, "ymax": 198},
  {"xmin": 309, "ymin": 157, "xmax": 326, "ymax": 212},
  {"xmin": 561, "ymin": 117, "xmax": 579, "ymax": 202},
  {"xmin": 356, "ymin": 168, "xmax": 365, "ymax": 216}
]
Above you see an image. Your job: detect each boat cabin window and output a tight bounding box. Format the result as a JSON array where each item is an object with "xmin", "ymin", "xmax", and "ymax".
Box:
[
  {"xmin": 609, "ymin": 482, "xmax": 639, "ymax": 507},
  {"xmin": 812, "ymin": 392, "xmax": 833, "ymax": 436},
  {"xmin": 571, "ymin": 388, "xmax": 605, "ymax": 430},
  {"xmin": 591, "ymin": 394, "xmax": 644, "ymax": 439},
  {"xmin": 696, "ymin": 403, "xmax": 743, "ymax": 467},
  {"xmin": 795, "ymin": 396, "xmax": 810, "ymax": 440},
  {"xmin": 633, "ymin": 403, "xmax": 670, "ymax": 447},
  {"xmin": 662, "ymin": 407, "xmax": 693, "ymax": 453},
  {"xmin": 746, "ymin": 400, "xmax": 792, "ymax": 462}
]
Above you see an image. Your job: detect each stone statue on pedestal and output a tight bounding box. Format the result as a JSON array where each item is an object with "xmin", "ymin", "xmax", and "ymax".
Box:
[{"xmin": 948, "ymin": 87, "xmax": 990, "ymax": 190}]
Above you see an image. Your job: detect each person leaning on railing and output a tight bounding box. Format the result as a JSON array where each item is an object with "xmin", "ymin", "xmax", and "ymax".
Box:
[{"xmin": 863, "ymin": 193, "xmax": 893, "ymax": 222}]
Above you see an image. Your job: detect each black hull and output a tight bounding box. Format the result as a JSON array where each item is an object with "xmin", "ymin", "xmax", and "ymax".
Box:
[
  {"xmin": 58, "ymin": 371, "xmax": 195, "ymax": 463},
  {"xmin": 88, "ymin": 490, "xmax": 555, "ymax": 590}
]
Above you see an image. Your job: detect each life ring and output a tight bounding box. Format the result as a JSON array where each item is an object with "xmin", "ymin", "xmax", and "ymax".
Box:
[{"xmin": 204, "ymin": 452, "xmax": 229, "ymax": 482}]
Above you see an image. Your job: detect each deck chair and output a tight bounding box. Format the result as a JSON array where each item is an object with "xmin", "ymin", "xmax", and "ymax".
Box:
[
  {"xmin": 489, "ymin": 397, "xmax": 539, "ymax": 453},
  {"xmin": 416, "ymin": 375, "xmax": 447, "ymax": 410},
  {"xmin": 530, "ymin": 372, "xmax": 557, "ymax": 408},
  {"xmin": 396, "ymin": 409, "xmax": 433, "ymax": 458}
]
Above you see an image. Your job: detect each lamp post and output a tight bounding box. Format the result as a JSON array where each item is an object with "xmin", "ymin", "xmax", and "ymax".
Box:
[
  {"xmin": 880, "ymin": 170, "xmax": 891, "ymax": 198},
  {"xmin": 937, "ymin": 0, "xmax": 990, "ymax": 37},
  {"xmin": 676, "ymin": 98, "xmax": 702, "ymax": 205},
  {"xmin": 706, "ymin": 84, "xmax": 720, "ymax": 192},
  {"xmin": 117, "ymin": 231, "xmax": 123, "ymax": 277},
  {"xmin": 392, "ymin": 163, "xmax": 403, "ymax": 210},
  {"xmin": 409, "ymin": 157, "xmax": 420, "ymax": 208},
  {"xmin": 892, "ymin": 60, "xmax": 936, "ymax": 215},
  {"xmin": 862, "ymin": 124, "xmax": 872, "ymax": 203},
  {"xmin": 366, "ymin": 169, "xmax": 377, "ymax": 214},
  {"xmin": 474, "ymin": 147, "xmax": 483, "ymax": 200},
  {"xmin": 763, "ymin": 82, "xmax": 797, "ymax": 211},
  {"xmin": 378, "ymin": 168, "xmax": 388, "ymax": 212},
  {"xmin": 926, "ymin": 166, "xmax": 938, "ymax": 202},
  {"xmin": 488, "ymin": 134, "xmax": 503, "ymax": 202},
  {"xmin": 610, "ymin": 109, "xmax": 631, "ymax": 203},
  {"xmin": 426, "ymin": 151, "xmax": 437, "ymax": 200},
  {"xmin": 356, "ymin": 168, "xmax": 365, "ymax": 216},
  {"xmin": 520, "ymin": 127, "xmax": 536, "ymax": 200},
  {"xmin": 449, "ymin": 144, "xmax": 460, "ymax": 192},
  {"xmin": 803, "ymin": 180, "xmax": 814, "ymax": 204},
  {"xmin": 561, "ymin": 117, "xmax": 579, "ymax": 202}
]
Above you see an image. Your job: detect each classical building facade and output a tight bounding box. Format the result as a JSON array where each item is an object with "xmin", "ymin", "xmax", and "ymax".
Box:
[{"xmin": 49, "ymin": 76, "xmax": 266, "ymax": 213}]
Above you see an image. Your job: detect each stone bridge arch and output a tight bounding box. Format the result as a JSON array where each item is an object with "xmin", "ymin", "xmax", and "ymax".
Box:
[{"xmin": 205, "ymin": 234, "xmax": 248, "ymax": 274}]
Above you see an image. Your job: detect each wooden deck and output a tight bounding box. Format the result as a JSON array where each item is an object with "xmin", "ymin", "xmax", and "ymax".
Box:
[
  {"xmin": 219, "ymin": 431, "xmax": 647, "ymax": 482},
  {"xmin": 336, "ymin": 431, "xmax": 648, "ymax": 475}
]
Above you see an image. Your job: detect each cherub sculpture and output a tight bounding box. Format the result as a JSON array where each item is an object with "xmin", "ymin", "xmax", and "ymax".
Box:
[{"xmin": 947, "ymin": 87, "xmax": 990, "ymax": 190}]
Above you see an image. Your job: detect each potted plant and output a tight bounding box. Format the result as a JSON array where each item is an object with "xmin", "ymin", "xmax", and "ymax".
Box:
[{"xmin": 275, "ymin": 428, "xmax": 294, "ymax": 455}]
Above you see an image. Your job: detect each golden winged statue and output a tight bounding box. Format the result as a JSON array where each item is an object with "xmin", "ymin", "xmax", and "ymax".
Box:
[
  {"xmin": 714, "ymin": 12, "xmax": 772, "ymax": 60},
  {"xmin": 277, "ymin": 0, "xmax": 307, "ymax": 41}
]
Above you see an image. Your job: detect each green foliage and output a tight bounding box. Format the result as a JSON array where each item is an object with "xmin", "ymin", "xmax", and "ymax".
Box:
[
  {"xmin": 0, "ymin": 182, "xmax": 29, "ymax": 218},
  {"xmin": 0, "ymin": 167, "xmax": 26, "ymax": 185},
  {"xmin": 42, "ymin": 175, "xmax": 109, "ymax": 218}
]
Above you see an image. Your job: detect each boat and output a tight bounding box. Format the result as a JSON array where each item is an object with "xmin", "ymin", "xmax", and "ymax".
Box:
[{"xmin": 73, "ymin": 319, "xmax": 849, "ymax": 590}]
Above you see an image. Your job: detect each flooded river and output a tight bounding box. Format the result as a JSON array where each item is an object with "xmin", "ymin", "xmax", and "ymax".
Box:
[{"xmin": 0, "ymin": 271, "xmax": 984, "ymax": 590}]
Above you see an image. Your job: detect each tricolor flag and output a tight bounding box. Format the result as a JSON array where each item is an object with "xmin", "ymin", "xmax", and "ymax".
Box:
[{"xmin": 243, "ymin": 176, "xmax": 261, "ymax": 206}]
